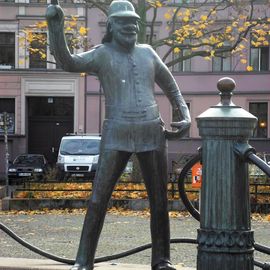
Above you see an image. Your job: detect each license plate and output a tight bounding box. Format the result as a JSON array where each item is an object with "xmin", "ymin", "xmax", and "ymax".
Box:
[
  {"xmin": 18, "ymin": 173, "xmax": 31, "ymax": 177},
  {"xmin": 71, "ymin": 173, "xmax": 84, "ymax": 177}
]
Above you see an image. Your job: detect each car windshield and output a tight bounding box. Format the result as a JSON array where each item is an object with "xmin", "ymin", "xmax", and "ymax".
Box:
[
  {"xmin": 14, "ymin": 155, "xmax": 44, "ymax": 165},
  {"xmin": 60, "ymin": 139, "xmax": 100, "ymax": 155}
]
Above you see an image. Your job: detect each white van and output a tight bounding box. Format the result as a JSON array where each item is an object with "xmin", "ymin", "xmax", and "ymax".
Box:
[{"xmin": 56, "ymin": 135, "xmax": 101, "ymax": 180}]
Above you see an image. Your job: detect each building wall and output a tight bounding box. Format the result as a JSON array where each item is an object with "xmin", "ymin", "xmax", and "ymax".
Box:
[
  {"xmin": 0, "ymin": 1, "xmax": 269, "ymax": 176},
  {"xmin": 0, "ymin": 1, "xmax": 86, "ymax": 176}
]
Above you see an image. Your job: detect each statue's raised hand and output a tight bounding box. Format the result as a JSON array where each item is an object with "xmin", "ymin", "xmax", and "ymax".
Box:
[{"xmin": 46, "ymin": 0, "xmax": 64, "ymax": 25}]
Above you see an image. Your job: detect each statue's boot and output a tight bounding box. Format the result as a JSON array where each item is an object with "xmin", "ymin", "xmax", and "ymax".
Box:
[
  {"xmin": 70, "ymin": 264, "xmax": 93, "ymax": 270},
  {"xmin": 152, "ymin": 261, "xmax": 176, "ymax": 270}
]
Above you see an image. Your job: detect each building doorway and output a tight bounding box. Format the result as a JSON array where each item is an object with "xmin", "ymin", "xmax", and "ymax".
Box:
[{"xmin": 28, "ymin": 97, "xmax": 74, "ymax": 164}]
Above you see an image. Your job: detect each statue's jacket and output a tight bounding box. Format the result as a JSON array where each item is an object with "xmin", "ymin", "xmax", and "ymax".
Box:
[{"xmin": 61, "ymin": 43, "xmax": 182, "ymax": 153}]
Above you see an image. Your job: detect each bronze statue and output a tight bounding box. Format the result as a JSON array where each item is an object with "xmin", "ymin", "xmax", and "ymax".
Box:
[{"xmin": 46, "ymin": 1, "xmax": 191, "ymax": 269}]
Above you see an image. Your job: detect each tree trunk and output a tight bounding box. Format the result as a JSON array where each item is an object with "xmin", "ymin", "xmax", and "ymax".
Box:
[{"xmin": 136, "ymin": 0, "xmax": 146, "ymax": 44}]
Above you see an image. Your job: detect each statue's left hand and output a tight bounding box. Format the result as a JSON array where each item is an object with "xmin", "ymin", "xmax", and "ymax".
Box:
[{"xmin": 164, "ymin": 120, "xmax": 190, "ymax": 140}]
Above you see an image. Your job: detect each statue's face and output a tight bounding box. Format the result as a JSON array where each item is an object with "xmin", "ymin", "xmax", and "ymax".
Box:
[{"xmin": 111, "ymin": 17, "xmax": 139, "ymax": 50}]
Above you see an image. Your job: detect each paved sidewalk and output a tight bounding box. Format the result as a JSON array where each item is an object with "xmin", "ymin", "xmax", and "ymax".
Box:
[{"xmin": 0, "ymin": 257, "xmax": 195, "ymax": 270}]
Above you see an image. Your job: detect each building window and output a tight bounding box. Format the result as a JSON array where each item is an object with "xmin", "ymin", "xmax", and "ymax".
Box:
[
  {"xmin": 172, "ymin": 49, "xmax": 191, "ymax": 72},
  {"xmin": 212, "ymin": 52, "xmax": 231, "ymax": 72},
  {"xmin": 249, "ymin": 102, "xmax": 268, "ymax": 138},
  {"xmin": 0, "ymin": 98, "xmax": 15, "ymax": 134},
  {"xmin": 0, "ymin": 0, "xmax": 15, "ymax": 2},
  {"xmin": 0, "ymin": 32, "xmax": 15, "ymax": 69},
  {"xmin": 29, "ymin": 33, "xmax": 47, "ymax": 69},
  {"xmin": 172, "ymin": 102, "xmax": 190, "ymax": 137},
  {"xmin": 250, "ymin": 46, "xmax": 269, "ymax": 71}
]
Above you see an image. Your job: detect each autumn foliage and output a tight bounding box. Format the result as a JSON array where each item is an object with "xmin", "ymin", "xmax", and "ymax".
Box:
[
  {"xmin": 19, "ymin": 15, "xmax": 90, "ymax": 66},
  {"xmin": 19, "ymin": 1, "xmax": 270, "ymax": 72}
]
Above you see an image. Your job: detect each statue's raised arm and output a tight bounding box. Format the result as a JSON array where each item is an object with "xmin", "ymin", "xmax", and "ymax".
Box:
[{"xmin": 46, "ymin": 0, "xmax": 89, "ymax": 72}]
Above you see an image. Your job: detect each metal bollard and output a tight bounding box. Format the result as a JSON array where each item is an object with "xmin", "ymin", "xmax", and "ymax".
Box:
[{"xmin": 196, "ymin": 77, "xmax": 257, "ymax": 270}]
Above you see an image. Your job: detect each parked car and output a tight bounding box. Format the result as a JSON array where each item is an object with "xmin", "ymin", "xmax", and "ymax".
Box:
[
  {"xmin": 56, "ymin": 135, "xmax": 101, "ymax": 181},
  {"xmin": 8, "ymin": 154, "xmax": 48, "ymax": 183}
]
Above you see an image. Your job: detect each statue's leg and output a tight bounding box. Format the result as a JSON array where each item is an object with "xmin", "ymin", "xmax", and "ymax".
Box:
[
  {"xmin": 71, "ymin": 150, "xmax": 132, "ymax": 270},
  {"xmin": 137, "ymin": 150, "xmax": 175, "ymax": 270}
]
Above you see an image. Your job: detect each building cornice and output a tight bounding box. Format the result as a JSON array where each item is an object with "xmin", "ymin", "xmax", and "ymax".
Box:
[
  {"xmin": 0, "ymin": 69, "xmax": 79, "ymax": 76},
  {"xmin": 171, "ymin": 71, "xmax": 270, "ymax": 76}
]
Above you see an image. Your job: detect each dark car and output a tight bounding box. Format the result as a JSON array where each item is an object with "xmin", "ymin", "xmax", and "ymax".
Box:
[{"xmin": 8, "ymin": 154, "xmax": 48, "ymax": 183}]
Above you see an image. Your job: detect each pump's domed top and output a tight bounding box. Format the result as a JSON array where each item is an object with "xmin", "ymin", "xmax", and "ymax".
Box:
[{"xmin": 108, "ymin": 0, "xmax": 140, "ymax": 19}]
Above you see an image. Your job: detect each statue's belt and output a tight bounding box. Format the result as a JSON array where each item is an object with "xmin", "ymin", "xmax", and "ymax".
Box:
[{"xmin": 105, "ymin": 104, "xmax": 159, "ymax": 121}]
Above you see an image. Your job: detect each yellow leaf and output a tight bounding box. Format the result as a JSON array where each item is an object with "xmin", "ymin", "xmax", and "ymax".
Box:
[
  {"xmin": 200, "ymin": 15, "xmax": 207, "ymax": 21},
  {"xmin": 69, "ymin": 21, "xmax": 77, "ymax": 28},
  {"xmin": 79, "ymin": 26, "xmax": 87, "ymax": 36},
  {"xmin": 199, "ymin": 24, "xmax": 206, "ymax": 30},
  {"xmin": 240, "ymin": 59, "xmax": 247, "ymax": 64},
  {"xmin": 239, "ymin": 14, "xmax": 246, "ymax": 20},
  {"xmin": 164, "ymin": 13, "xmax": 172, "ymax": 20},
  {"xmin": 155, "ymin": 1, "xmax": 162, "ymax": 7},
  {"xmin": 196, "ymin": 31, "xmax": 203, "ymax": 38},
  {"xmin": 239, "ymin": 44, "xmax": 245, "ymax": 49},
  {"xmin": 225, "ymin": 26, "xmax": 232, "ymax": 34},
  {"xmin": 217, "ymin": 42, "xmax": 223, "ymax": 48},
  {"xmin": 36, "ymin": 21, "xmax": 47, "ymax": 29},
  {"xmin": 71, "ymin": 15, "xmax": 78, "ymax": 21},
  {"xmin": 258, "ymin": 36, "xmax": 266, "ymax": 42},
  {"xmin": 244, "ymin": 22, "xmax": 251, "ymax": 27},
  {"xmin": 185, "ymin": 9, "xmax": 191, "ymax": 17},
  {"xmin": 238, "ymin": 27, "xmax": 245, "ymax": 33},
  {"xmin": 209, "ymin": 35, "xmax": 217, "ymax": 44},
  {"xmin": 173, "ymin": 47, "xmax": 181, "ymax": 54},
  {"xmin": 182, "ymin": 16, "xmax": 189, "ymax": 23},
  {"xmin": 246, "ymin": 65, "xmax": 253, "ymax": 71},
  {"xmin": 210, "ymin": 50, "xmax": 215, "ymax": 57}
]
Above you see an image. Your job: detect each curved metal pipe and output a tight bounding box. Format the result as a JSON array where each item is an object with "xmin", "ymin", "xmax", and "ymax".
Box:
[
  {"xmin": 254, "ymin": 243, "xmax": 270, "ymax": 256},
  {"xmin": 0, "ymin": 222, "xmax": 74, "ymax": 264},
  {"xmin": 247, "ymin": 153, "xmax": 270, "ymax": 177},
  {"xmin": 178, "ymin": 153, "xmax": 201, "ymax": 222},
  {"xmin": 233, "ymin": 142, "xmax": 270, "ymax": 177}
]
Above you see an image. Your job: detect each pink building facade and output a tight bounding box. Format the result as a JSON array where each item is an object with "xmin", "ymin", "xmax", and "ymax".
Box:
[{"xmin": 0, "ymin": 1, "xmax": 269, "ymax": 176}]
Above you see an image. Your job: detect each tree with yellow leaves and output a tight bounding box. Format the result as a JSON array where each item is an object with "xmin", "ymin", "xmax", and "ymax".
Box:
[
  {"xmin": 20, "ymin": 15, "xmax": 90, "ymax": 66},
  {"xmin": 22, "ymin": 1, "xmax": 269, "ymax": 71},
  {"xmin": 83, "ymin": 0, "xmax": 270, "ymax": 71}
]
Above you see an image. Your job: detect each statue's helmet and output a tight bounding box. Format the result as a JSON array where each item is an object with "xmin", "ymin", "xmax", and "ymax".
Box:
[{"xmin": 108, "ymin": 0, "xmax": 140, "ymax": 19}]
